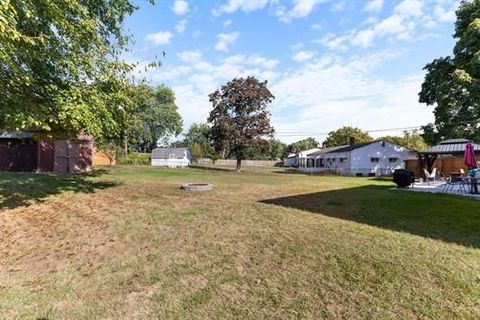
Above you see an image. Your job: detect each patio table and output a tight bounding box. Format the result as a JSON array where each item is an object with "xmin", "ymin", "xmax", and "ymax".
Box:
[{"xmin": 450, "ymin": 172, "xmax": 463, "ymax": 182}]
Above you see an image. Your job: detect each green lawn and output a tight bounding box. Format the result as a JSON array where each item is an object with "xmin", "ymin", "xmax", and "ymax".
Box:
[{"xmin": 1, "ymin": 166, "xmax": 479, "ymax": 319}]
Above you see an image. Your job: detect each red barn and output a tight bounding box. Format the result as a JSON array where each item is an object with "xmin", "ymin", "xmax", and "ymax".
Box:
[{"xmin": 0, "ymin": 132, "xmax": 93, "ymax": 173}]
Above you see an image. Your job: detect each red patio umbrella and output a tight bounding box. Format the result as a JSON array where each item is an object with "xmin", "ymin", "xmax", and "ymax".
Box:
[{"xmin": 464, "ymin": 142, "xmax": 477, "ymax": 168}]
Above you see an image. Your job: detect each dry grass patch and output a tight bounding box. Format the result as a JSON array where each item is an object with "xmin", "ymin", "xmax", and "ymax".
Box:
[{"xmin": 0, "ymin": 166, "xmax": 479, "ymax": 319}]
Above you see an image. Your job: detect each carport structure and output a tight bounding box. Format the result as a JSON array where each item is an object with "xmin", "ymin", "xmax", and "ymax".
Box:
[{"xmin": 418, "ymin": 139, "xmax": 480, "ymax": 172}]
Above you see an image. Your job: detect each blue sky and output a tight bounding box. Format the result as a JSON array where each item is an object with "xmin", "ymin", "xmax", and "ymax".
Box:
[{"xmin": 124, "ymin": 0, "xmax": 459, "ymax": 143}]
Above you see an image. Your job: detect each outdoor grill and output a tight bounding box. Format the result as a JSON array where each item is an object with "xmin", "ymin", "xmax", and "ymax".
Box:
[{"xmin": 393, "ymin": 169, "xmax": 415, "ymax": 188}]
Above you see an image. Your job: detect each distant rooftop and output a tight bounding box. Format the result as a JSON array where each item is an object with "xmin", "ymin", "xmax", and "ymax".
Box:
[
  {"xmin": 421, "ymin": 139, "xmax": 480, "ymax": 154},
  {"xmin": 0, "ymin": 131, "xmax": 34, "ymax": 139},
  {"xmin": 307, "ymin": 145, "xmax": 348, "ymax": 157},
  {"xmin": 152, "ymin": 147, "xmax": 188, "ymax": 159}
]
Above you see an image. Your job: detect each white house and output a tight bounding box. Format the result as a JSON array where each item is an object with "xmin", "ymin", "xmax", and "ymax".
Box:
[
  {"xmin": 297, "ymin": 140, "xmax": 416, "ymax": 176},
  {"xmin": 151, "ymin": 147, "xmax": 191, "ymax": 168},
  {"xmin": 283, "ymin": 153, "xmax": 298, "ymax": 167},
  {"xmin": 297, "ymin": 148, "xmax": 321, "ymax": 168}
]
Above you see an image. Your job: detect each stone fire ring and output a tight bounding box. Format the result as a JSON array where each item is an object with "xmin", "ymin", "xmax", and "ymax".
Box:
[{"xmin": 181, "ymin": 183, "xmax": 213, "ymax": 191}]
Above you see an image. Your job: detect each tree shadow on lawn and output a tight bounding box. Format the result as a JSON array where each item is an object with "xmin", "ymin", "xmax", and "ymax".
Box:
[
  {"xmin": 0, "ymin": 169, "xmax": 119, "ymax": 210},
  {"xmin": 260, "ymin": 185, "xmax": 480, "ymax": 248}
]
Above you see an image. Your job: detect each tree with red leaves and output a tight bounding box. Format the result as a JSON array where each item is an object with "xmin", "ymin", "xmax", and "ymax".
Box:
[{"xmin": 208, "ymin": 77, "xmax": 275, "ymax": 172}]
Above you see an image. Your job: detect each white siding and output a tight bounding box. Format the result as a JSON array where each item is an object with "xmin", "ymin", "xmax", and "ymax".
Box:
[
  {"xmin": 349, "ymin": 141, "xmax": 416, "ymax": 176},
  {"xmin": 296, "ymin": 141, "xmax": 416, "ymax": 175},
  {"xmin": 151, "ymin": 158, "xmax": 190, "ymax": 167},
  {"xmin": 151, "ymin": 150, "xmax": 191, "ymax": 168}
]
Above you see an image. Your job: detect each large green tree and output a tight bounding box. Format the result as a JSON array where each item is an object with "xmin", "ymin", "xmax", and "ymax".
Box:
[
  {"xmin": 0, "ymin": 0, "xmax": 153, "ymax": 139},
  {"xmin": 286, "ymin": 137, "xmax": 319, "ymax": 155},
  {"xmin": 183, "ymin": 123, "xmax": 216, "ymax": 160},
  {"xmin": 380, "ymin": 130, "xmax": 429, "ymax": 151},
  {"xmin": 322, "ymin": 126, "xmax": 373, "ymax": 147},
  {"xmin": 419, "ymin": 0, "xmax": 480, "ymax": 144},
  {"xmin": 245, "ymin": 139, "xmax": 286, "ymax": 160},
  {"xmin": 128, "ymin": 84, "xmax": 183, "ymax": 153},
  {"xmin": 208, "ymin": 77, "xmax": 275, "ymax": 172}
]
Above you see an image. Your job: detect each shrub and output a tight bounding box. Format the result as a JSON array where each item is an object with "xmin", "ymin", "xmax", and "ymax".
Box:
[{"xmin": 117, "ymin": 152, "xmax": 151, "ymax": 165}]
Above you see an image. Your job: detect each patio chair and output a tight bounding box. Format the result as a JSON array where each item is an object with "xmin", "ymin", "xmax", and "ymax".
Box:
[
  {"xmin": 423, "ymin": 168, "xmax": 437, "ymax": 185},
  {"xmin": 442, "ymin": 171, "xmax": 469, "ymax": 194}
]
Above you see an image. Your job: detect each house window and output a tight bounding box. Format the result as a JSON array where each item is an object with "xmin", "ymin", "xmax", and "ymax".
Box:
[
  {"xmin": 339, "ymin": 157, "xmax": 347, "ymax": 163},
  {"xmin": 169, "ymin": 154, "xmax": 177, "ymax": 159},
  {"xmin": 371, "ymin": 157, "xmax": 380, "ymax": 163},
  {"xmin": 307, "ymin": 159, "xmax": 314, "ymax": 168},
  {"xmin": 389, "ymin": 157, "xmax": 398, "ymax": 163}
]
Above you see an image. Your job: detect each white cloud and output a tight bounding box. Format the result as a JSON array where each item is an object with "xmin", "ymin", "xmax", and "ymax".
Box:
[
  {"xmin": 177, "ymin": 50, "xmax": 202, "ymax": 63},
  {"xmin": 144, "ymin": 31, "xmax": 173, "ymax": 45},
  {"xmin": 192, "ymin": 30, "xmax": 202, "ymax": 37},
  {"xmin": 224, "ymin": 19, "xmax": 233, "ymax": 26},
  {"xmin": 270, "ymin": 53, "xmax": 433, "ymax": 143},
  {"xmin": 316, "ymin": 33, "xmax": 350, "ymax": 50},
  {"xmin": 276, "ymin": 0, "xmax": 326, "ymax": 23},
  {"xmin": 175, "ymin": 19, "xmax": 187, "ymax": 34},
  {"xmin": 318, "ymin": 0, "xmax": 457, "ymax": 50},
  {"xmin": 213, "ymin": 0, "xmax": 271, "ymax": 16},
  {"xmin": 330, "ymin": 1, "xmax": 346, "ymax": 12},
  {"xmin": 137, "ymin": 47, "xmax": 435, "ymax": 143},
  {"xmin": 293, "ymin": 50, "xmax": 315, "ymax": 62},
  {"xmin": 364, "ymin": 0, "xmax": 384, "ymax": 12},
  {"xmin": 141, "ymin": 52, "xmax": 280, "ymax": 130},
  {"xmin": 394, "ymin": 0, "xmax": 423, "ymax": 18},
  {"xmin": 172, "ymin": 0, "xmax": 189, "ymax": 15},
  {"xmin": 214, "ymin": 32, "xmax": 239, "ymax": 52},
  {"xmin": 434, "ymin": 4, "xmax": 457, "ymax": 23}
]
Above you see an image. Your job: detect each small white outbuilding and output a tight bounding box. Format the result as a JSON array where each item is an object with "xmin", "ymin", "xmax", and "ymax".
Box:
[{"xmin": 151, "ymin": 147, "xmax": 191, "ymax": 168}]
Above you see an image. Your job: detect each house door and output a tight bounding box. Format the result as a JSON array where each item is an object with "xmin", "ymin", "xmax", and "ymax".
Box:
[{"xmin": 54, "ymin": 140, "xmax": 72, "ymax": 173}]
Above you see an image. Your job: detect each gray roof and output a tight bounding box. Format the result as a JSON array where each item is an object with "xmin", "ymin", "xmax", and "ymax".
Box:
[
  {"xmin": 308, "ymin": 141, "xmax": 380, "ymax": 156},
  {"xmin": 0, "ymin": 131, "xmax": 34, "ymax": 139},
  {"xmin": 307, "ymin": 145, "xmax": 348, "ymax": 156},
  {"xmin": 421, "ymin": 139, "xmax": 480, "ymax": 154},
  {"xmin": 152, "ymin": 147, "xmax": 188, "ymax": 159}
]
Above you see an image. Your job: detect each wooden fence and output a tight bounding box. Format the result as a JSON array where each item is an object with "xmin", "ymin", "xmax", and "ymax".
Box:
[
  {"xmin": 196, "ymin": 158, "xmax": 282, "ymax": 167},
  {"xmin": 406, "ymin": 156, "xmax": 468, "ymax": 178}
]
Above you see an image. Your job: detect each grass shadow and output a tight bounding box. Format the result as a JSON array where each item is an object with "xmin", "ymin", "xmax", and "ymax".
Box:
[
  {"xmin": 261, "ymin": 185, "xmax": 480, "ymax": 248},
  {"xmin": 0, "ymin": 169, "xmax": 119, "ymax": 210},
  {"xmin": 190, "ymin": 165, "xmax": 235, "ymax": 172}
]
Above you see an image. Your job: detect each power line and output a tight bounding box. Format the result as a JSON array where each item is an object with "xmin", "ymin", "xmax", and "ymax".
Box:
[
  {"xmin": 273, "ymin": 125, "xmax": 425, "ymax": 137},
  {"xmin": 176, "ymin": 119, "xmax": 480, "ymax": 138},
  {"xmin": 273, "ymin": 119, "xmax": 480, "ymax": 137}
]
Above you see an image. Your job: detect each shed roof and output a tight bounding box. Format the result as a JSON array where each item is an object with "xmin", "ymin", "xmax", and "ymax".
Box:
[
  {"xmin": 152, "ymin": 147, "xmax": 188, "ymax": 159},
  {"xmin": 0, "ymin": 131, "xmax": 34, "ymax": 139},
  {"xmin": 420, "ymin": 139, "xmax": 480, "ymax": 154}
]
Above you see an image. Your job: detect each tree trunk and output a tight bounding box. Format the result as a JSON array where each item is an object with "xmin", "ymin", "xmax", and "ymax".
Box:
[
  {"xmin": 236, "ymin": 158, "xmax": 242, "ymax": 172},
  {"xmin": 124, "ymin": 132, "xmax": 128, "ymax": 158}
]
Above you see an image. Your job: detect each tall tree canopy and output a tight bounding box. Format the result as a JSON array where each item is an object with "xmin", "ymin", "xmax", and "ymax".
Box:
[
  {"xmin": 419, "ymin": 0, "xmax": 480, "ymax": 144},
  {"xmin": 322, "ymin": 126, "xmax": 373, "ymax": 147},
  {"xmin": 184, "ymin": 123, "xmax": 216, "ymax": 160},
  {"xmin": 285, "ymin": 137, "xmax": 319, "ymax": 155},
  {"xmin": 0, "ymin": 0, "xmax": 151, "ymax": 139},
  {"xmin": 208, "ymin": 77, "xmax": 275, "ymax": 172},
  {"xmin": 380, "ymin": 130, "xmax": 429, "ymax": 151},
  {"xmin": 128, "ymin": 85, "xmax": 183, "ymax": 152}
]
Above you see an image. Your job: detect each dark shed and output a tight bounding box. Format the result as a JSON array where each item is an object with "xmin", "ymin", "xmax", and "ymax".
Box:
[{"xmin": 0, "ymin": 132, "xmax": 93, "ymax": 173}]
